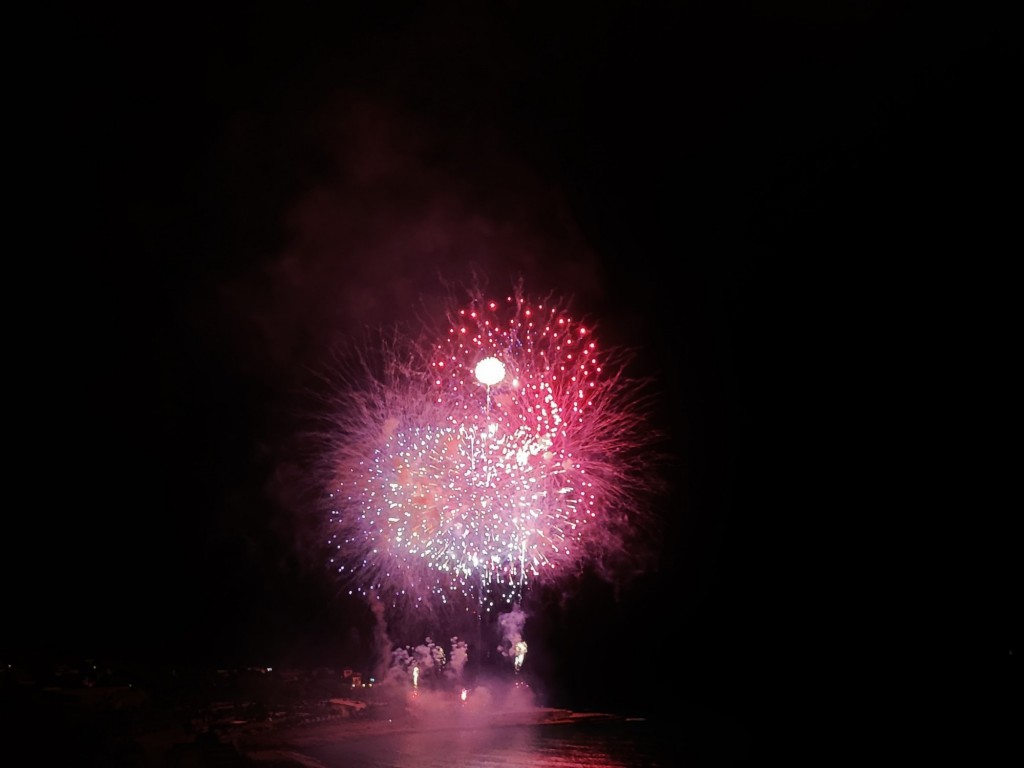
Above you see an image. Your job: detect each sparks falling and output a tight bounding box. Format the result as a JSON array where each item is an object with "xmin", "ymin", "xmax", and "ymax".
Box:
[{"xmin": 323, "ymin": 280, "xmax": 660, "ymax": 613}]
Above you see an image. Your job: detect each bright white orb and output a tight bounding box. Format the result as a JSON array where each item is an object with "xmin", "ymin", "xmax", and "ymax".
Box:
[{"xmin": 475, "ymin": 356, "xmax": 506, "ymax": 386}]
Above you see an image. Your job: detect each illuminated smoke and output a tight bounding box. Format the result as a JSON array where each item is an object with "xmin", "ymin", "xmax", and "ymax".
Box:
[
  {"xmin": 498, "ymin": 603, "xmax": 529, "ymax": 673},
  {"xmin": 513, "ymin": 641, "xmax": 528, "ymax": 673}
]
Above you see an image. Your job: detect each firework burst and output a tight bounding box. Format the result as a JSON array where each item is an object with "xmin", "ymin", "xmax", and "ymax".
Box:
[{"xmin": 318, "ymin": 280, "xmax": 661, "ymax": 615}]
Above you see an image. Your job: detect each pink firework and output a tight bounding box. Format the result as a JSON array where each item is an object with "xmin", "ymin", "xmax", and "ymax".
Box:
[{"xmin": 322, "ymin": 281, "xmax": 661, "ymax": 612}]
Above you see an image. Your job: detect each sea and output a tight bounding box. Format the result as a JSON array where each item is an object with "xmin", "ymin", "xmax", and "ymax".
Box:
[{"xmin": 284, "ymin": 712, "xmax": 750, "ymax": 767}]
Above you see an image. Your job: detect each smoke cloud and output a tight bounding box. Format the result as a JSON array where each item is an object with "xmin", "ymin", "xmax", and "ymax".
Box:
[{"xmin": 210, "ymin": 96, "xmax": 606, "ymax": 397}]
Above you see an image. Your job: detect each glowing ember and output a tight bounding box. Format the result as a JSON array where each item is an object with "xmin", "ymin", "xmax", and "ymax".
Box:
[{"xmin": 474, "ymin": 356, "xmax": 506, "ymax": 386}]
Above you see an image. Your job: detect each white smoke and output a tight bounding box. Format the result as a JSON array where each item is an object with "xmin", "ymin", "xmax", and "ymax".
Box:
[{"xmin": 497, "ymin": 603, "xmax": 528, "ymax": 672}]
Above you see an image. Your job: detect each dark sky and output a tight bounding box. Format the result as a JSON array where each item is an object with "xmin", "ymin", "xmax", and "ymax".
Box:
[{"xmin": 7, "ymin": 1, "xmax": 1009, "ymax": 718}]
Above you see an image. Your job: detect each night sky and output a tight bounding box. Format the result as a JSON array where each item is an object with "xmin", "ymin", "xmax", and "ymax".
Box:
[{"xmin": 7, "ymin": 2, "xmax": 1009, "ymax": 721}]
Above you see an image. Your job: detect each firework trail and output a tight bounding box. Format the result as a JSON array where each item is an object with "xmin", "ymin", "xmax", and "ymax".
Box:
[{"xmin": 319, "ymin": 279, "xmax": 660, "ymax": 617}]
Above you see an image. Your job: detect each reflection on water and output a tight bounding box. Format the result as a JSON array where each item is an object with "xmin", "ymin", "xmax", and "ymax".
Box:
[{"xmin": 304, "ymin": 718, "xmax": 699, "ymax": 767}]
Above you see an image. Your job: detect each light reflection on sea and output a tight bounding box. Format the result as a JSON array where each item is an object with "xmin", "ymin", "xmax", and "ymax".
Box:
[{"xmin": 296, "ymin": 716, "xmax": 727, "ymax": 767}]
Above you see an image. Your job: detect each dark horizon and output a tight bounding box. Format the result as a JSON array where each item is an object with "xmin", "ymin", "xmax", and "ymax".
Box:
[{"xmin": 6, "ymin": 2, "xmax": 1009, "ymax": 726}]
